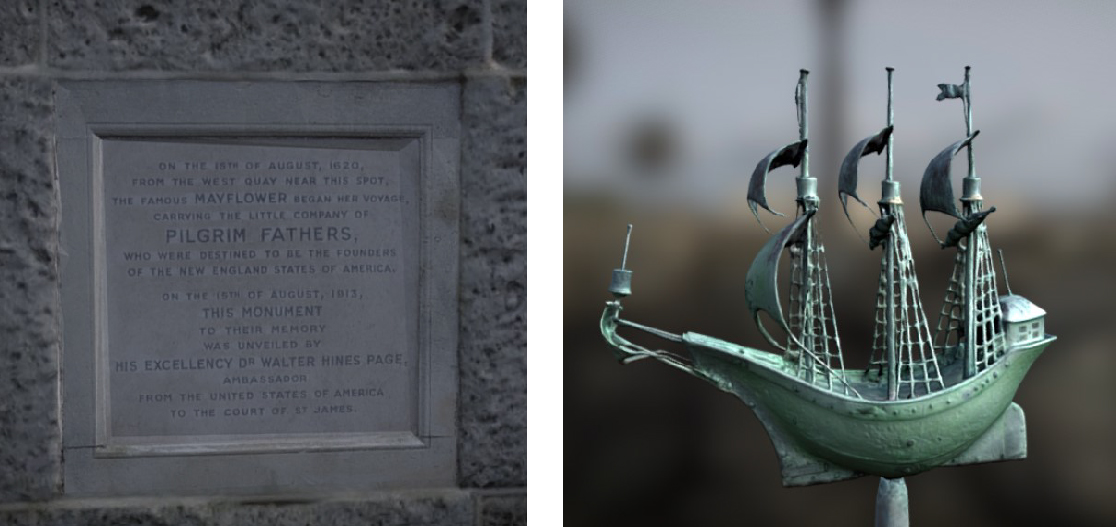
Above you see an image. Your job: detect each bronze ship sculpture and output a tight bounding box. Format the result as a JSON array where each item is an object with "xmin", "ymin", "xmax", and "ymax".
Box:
[{"xmin": 599, "ymin": 67, "xmax": 1054, "ymax": 490}]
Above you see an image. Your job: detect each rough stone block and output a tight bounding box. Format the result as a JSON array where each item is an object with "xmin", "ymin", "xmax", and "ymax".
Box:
[
  {"xmin": 462, "ymin": 76, "xmax": 526, "ymax": 252},
  {"xmin": 461, "ymin": 250, "xmax": 526, "ymax": 331},
  {"xmin": 0, "ymin": 509, "xmax": 35, "ymax": 525},
  {"xmin": 0, "ymin": 78, "xmax": 61, "ymax": 502},
  {"xmin": 458, "ymin": 76, "xmax": 527, "ymax": 488},
  {"xmin": 479, "ymin": 493, "xmax": 527, "ymax": 525},
  {"xmin": 464, "ymin": 174, "xmax": 526, "ymax": 251},
  {"xmin": 34, "ymin": 504, "xmax": 212, "ymax": 525},
  {"xmin": 0, "ymin": 1, "xmax": 39, "ymax": 66},
  {"xmin": 3, "ymin": 492, "xmax": 474, "ymax": 525},
  {"xmin": 458, "ymin": 254, "xmax": 526, "ymax": 489},
  {"xmin": 48, "ymin": 0, "xmax": 486, "ymax": 72},
  {"xmin": 491, "ymin": 0, "xmax": 526, "ymax": 69},
  {"xmin": 211, "ymin": 492, "xmax": 474, "ymax": 525}
]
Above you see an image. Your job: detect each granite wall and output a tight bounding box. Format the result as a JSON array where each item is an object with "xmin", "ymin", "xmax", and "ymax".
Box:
[{"xmin": 0, "ymin": 0, "xmax": 525, "ymax": 524}]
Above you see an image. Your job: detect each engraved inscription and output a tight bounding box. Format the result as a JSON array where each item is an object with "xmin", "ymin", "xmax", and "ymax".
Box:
[{"xmin": 100, "ymin": 139, "xmax": 420, "ymax": 443}]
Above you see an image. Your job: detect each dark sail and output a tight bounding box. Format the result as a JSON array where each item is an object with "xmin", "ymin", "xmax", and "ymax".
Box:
[
  {"xmin": 919, "ymin": 131, "xmax": 980, "ymax": 231},
  {"xmin": 747, "ymin": 139, "xmax": 807, "ymax": 226},
  {"xmin": 744, "ymin": 212, "xmax": 812, "ymax": 348},
  {"xmin": 837, "ymin": 125, "xmax": 893, "ymax": 220}
]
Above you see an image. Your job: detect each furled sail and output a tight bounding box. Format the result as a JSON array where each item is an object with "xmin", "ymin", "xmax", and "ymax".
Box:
[
  {"xmin": 744, "ymin": 212, "xmax": 812, "ymax": 349},
  {"xmin": 867, "ymin": 215, "xmax": 896, "ymax": 250},
  {"xmin": 940, "ymin": 207, "xmax": 995, "ymax": 248},
  {"xmin": 837, "ymin": 125, "xmax": 893, "ymax": 220},
  {"xmin": 747, "ymin": 140, "xmax": 807, "ymax": 228}
]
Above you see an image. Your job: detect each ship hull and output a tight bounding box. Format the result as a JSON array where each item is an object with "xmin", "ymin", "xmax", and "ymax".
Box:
[{"xmin": 684, "ymin": 332, "xmax": 1053, "ymax": 480}]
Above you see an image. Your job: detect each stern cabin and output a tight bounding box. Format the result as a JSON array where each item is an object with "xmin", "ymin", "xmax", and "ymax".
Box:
[{"xmin": 999, "ymin": 294, "xmax": 1046, "ymax": 346}]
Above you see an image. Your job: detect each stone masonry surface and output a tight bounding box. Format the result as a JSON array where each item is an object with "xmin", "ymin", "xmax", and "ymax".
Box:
[
  {"xmin": 48, "ymin": 0, "xmax": 488, "ymax": 72},
  {"xmin": 479, "ymin": 493, "xmax": 528, "ymax": 526},
  {"xmin": 0, "ymin": 0, "xmax": 525, "ymax": 523},
  {"xmin": 0, "ymin": 77, "xmax": 61, "ymax": 502},
  {"xmin": 491, "ymin": 0, "xmax": 527, "ymax": 70},
  {"xmin": 0, "ymin": 491, "xmax": 474, "ymax": 525},
  {"xmin": 458, "ymin": 76, "xmax": 527, "ymax": 489},
  {"xmin": 0, "ymin": 1, "xmax": 39, "ymax": 67}
]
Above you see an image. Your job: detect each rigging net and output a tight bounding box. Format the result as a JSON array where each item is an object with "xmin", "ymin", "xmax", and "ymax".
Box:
[
  {"xmin": 868, "ymin": 205, "xmax": 945, "ymax": 399},
  {"xmin": 933, "ymin": 220, "xmax": 1005, "ymax": 376},
  {"xmin": 787, "ymin": 214, "xmax": 853, "ymax": 395}
]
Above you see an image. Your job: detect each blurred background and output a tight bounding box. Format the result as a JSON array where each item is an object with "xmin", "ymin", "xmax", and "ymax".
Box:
[{"xmin": 565, "ymin": 1, "xmax": 1116, "ymax": 525}]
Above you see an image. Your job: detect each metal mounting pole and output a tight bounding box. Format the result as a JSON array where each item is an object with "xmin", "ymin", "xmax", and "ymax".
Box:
[{"xmin": 875, "ymin": 477, "xmax": 909, "ymax": 527}]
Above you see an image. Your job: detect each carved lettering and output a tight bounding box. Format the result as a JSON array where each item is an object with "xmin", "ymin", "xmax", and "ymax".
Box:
[{"xmin": 101, "ymin": 140, "xmax": 418, "ymax": 444}]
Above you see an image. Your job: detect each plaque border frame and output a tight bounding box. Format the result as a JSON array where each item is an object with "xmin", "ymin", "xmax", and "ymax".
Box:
[
  {"xmin": 90, "ymin": 126, "xmax": 431, "ymax": 457},
  {"xmin": 57, "ymin": 81, "xmax": 460, "ymax": 496}
]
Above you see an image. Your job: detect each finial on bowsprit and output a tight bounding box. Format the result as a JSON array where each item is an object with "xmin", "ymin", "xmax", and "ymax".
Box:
[{"xmin": 609, "ymin": 224, "xmax": 634, "ymax": 298}]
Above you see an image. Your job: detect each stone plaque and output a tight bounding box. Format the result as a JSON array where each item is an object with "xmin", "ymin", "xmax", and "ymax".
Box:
[
  {"xmin": 99, "ymin": 138, "xmax": 421, "ymax": 454},
  {"xmin": 59, "ymin": 82, "xmax": 459, "ymax": 495}
]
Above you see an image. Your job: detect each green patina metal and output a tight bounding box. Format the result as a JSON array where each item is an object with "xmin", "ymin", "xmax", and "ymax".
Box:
[
  {"xmin": 683, "ymin": 330, "xmax": 1050, "ymax": 480},
  {"xmin": 598, "ymin": 67, "xmax": 1053, "ymax": 523}
]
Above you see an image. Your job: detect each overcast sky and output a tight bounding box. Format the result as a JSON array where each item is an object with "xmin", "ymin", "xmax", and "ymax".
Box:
[{"xmin": 565, "ymin": 0, "xmax": 1116, "ymax": 210}]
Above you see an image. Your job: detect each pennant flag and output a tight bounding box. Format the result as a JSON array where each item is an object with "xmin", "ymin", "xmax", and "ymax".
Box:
[{"xmin": 936, "ymin": 83, "xmax": 966, "ymax": 101}]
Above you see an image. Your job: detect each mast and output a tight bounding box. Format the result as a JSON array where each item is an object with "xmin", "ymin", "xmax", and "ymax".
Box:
[
  {"xmin": 798, "ymin": 69, "xmax": 817, "ymax": 359},
  {"xmin": 798, "ymin": 69, "xmax": 810, "ymax": 183},
  {"xmin": 790, "ymin": 69, "xmax": 817, "ymax": 381},
  {"xmin": 842, "ymin": 68, "xmax": 944, "ymax": 399},
  {"xmin": 883, "ymin": 67, "xmax": 898, "ymax": 399},
  {"xmin": 794, "ymin": 70, "xmax": 817, "ymax": 222},
  {"xmin": 925, "ymin": 67, "xmax": 1005, "ymax": 378},
  {"xmin": 789, "ymin": 70, "xmax": 841, "ymax": 388},
  {"xmin": 876, "ymin": 68, "xmax": 943, "ymax": 398},
  {"xmin": 746, "ymin": 70, "xmax": 850, "ymax": 395},
  {"xmin": 959, "ymin": 66, "xmax": 981, "ymax": 378}
]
